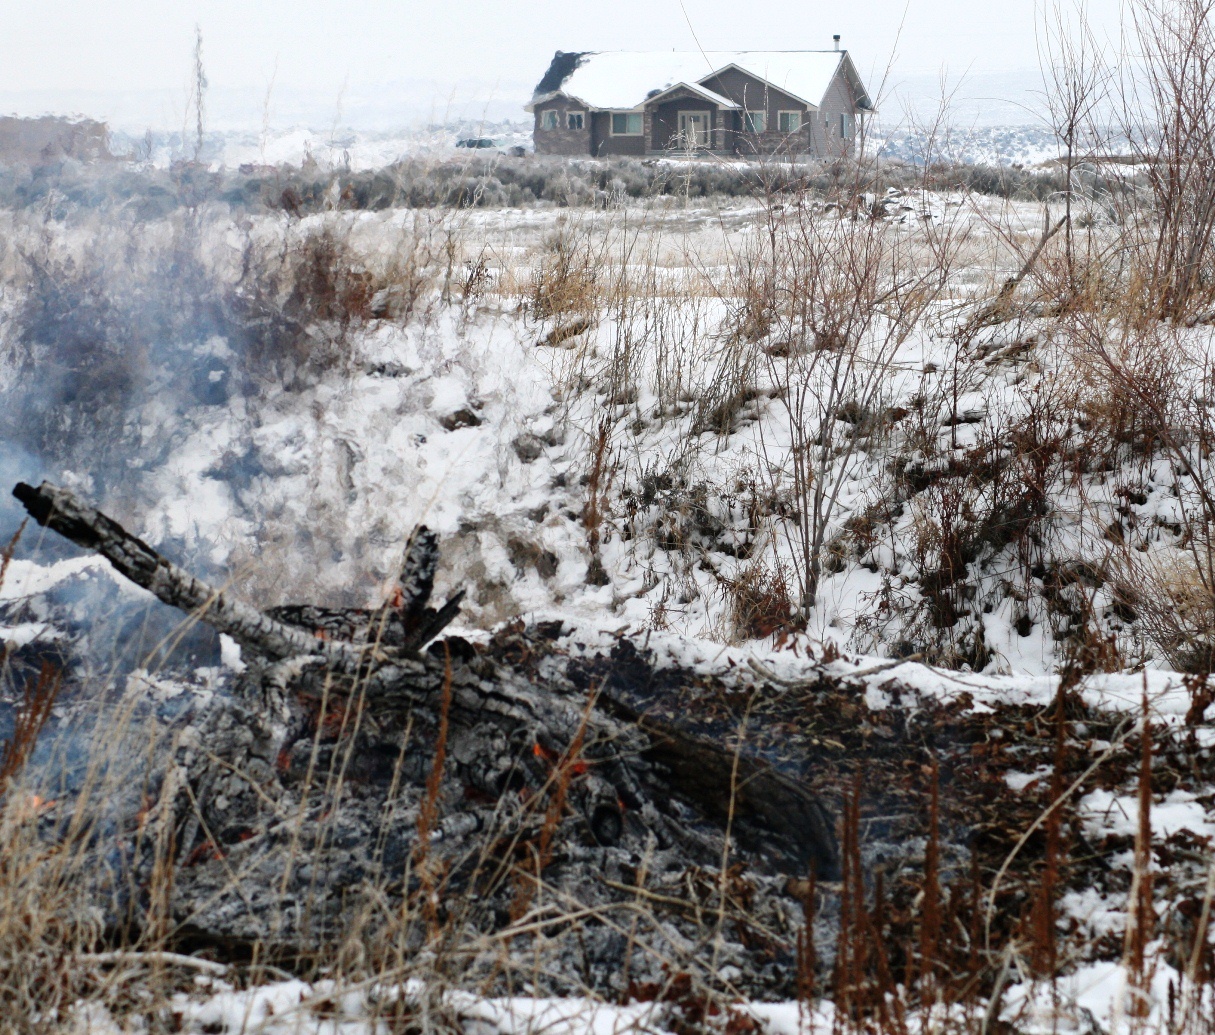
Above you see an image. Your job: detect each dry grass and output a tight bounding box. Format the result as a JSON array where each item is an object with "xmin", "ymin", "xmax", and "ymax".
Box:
[{"xmin": 721, "ymin": 559, "xmax": 799, "ymax": 643}]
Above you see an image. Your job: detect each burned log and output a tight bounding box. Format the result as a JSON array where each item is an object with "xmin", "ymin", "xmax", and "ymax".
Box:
[
  {"xmin": 12, "ymin": 481, "xmax": 464, "ymax": 689},
  {"xmin": 263, "ymin": 527, "xmax": 465, "ymax": 653},
  {"xmin": 13, "ymin": 481, "xmax": 378, "ymax": 670},
  {"xmin": 13, "ymin": 480, "xmax": 841, "ymax": 993}
]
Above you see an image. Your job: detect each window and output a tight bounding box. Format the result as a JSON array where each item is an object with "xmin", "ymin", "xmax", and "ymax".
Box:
[
  {"xmin": 778, "ymin": 111, "xmax": 802, "ymax": 133},
  {"xmin": 840, "ymin": 113, "xmax": 848, "ymax": 137},
  {"xmin": 744, "ymin": 110, "xmax": 767, "ymax": 133},
  {"xmin": 567, "ymin": 111, "xmax": 585, "ymax": 130},
  {"xmin": 541, "ymin": 110, "xmax": 558, "ymax": 130},
  {"xmin": 611, "ymin": 112, "xmax": 643, "ymax": 135}
]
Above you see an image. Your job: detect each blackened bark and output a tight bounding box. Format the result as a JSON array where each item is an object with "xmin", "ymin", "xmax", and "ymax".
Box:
[
  {"xmin": 402, "ymin": 589, "xmax": 466, "ymax": 651},
  {"xmin": 14, "ymin": 481, "xmax": 372, "ymax": 668},
  {"xmin": 12, "ymin": 482, "xmax": 464, "ymax": 665},
  {"xmin": 397, "ymin": 525, "xmax": 440, "ymax": 630},
  {"xmin": 633, "ymin": 717, "xmax": 840, "ymax": 877}
]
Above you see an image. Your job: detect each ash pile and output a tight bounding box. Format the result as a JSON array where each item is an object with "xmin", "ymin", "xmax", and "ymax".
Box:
[
  {"xmin": 9, "ymin": 481, "xmax": 856, "ymax": 999},
  {"xmin": 9, "ymin": 481, "xmax": 1059, "ymax": 1000}
]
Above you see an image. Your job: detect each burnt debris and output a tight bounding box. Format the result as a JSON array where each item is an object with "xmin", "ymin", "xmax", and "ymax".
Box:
[
  {"xmin": 7, "ymin": 482, "xmax": 1172, "ymax": 1002},
  {"xmin": 11, "ymin": 480, "xmax": 843, "ymax": 995}
]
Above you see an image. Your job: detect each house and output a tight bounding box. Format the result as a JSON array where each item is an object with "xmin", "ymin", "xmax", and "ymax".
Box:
[{"xmin": 526, "ymin": 44, "xmax": 874, "ymax": 158}]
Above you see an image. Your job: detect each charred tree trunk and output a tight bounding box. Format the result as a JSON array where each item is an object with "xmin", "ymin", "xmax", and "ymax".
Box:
[{"xmin": 13, "ymin": 481, "xmax": 463, "ymax": 671}]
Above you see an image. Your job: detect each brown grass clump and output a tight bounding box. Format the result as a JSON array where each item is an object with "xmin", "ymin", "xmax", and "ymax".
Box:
[
  {"xmin": 1111, "ymin": 552, "xmax": 1215, "ymax": 674},
  {"xmin": 527, "ymin": 222, "xmax": 599, "ymax": 322},
  {"xmin": 0, "ymin": 520, "xmax": 23, "ymax": 599},
  {"xmin": 235, "ymin": 218, "xmax": 447, "ymax": 384},
  {"xmin": 723, "ymin": 560, "xmax": 799, "ymax": 642},
  {"xmin": 582, "ymin": 418, "xmax": 615, "ymax": 586},
  {"xmin": 0, "ymin": 661, "xmax": 61, "ymax": 789}
]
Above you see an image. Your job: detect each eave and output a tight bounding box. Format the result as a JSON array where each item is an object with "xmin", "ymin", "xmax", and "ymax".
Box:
[{"xmin": 641, "ymin": 81, "xmax": 740, "ymax": 109}]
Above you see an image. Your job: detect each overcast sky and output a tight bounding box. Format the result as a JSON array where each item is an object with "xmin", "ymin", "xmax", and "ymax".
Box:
[{"xmin": 0, "ymin": 0, "xmax": 1128, "ymax": 130}]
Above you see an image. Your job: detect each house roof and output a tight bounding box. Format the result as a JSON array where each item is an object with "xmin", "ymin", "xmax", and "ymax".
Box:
[
  {"xmin": 527, "ymin": 51, "xmax": 866, "ymax": 112},
  {"xmin": 641, "ymin": 81, "xmax": 740, "ymax": 109}
]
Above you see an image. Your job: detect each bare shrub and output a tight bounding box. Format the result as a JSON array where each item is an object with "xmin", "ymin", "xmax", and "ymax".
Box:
[
  {"xmin": 233, "ymin": 224, "xmax": 378, "ymax": 382},
  {"xmin": 1038, "ymin": 0, "xmax": 1113, "ymax": 284},
  {"xmin": 742, "ymin": 188, "xmax": 965, "ymax": 616},
  {"xmin": 1066, "ymin": 312, "xmax": 1215, "ymax": 670},
  {"xmin": 1070, "ymin": 323, "xmax": 1181, "ymax": 469},
  {"xmin": 1119, "ymin": 0, "xmax": 1215, "ymax": 321},
  {"xmin": 0, "ymin": 214, "xmax": 226, "ymax": 478},
  {"xmin": 5, "ymin": 240, "xmax": 142, "ymax": 462}
]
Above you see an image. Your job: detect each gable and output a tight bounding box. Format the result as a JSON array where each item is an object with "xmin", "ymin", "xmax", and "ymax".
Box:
[
  {"xmin": 643, "ymin": 81, "xmax": 740, "ymax": 108},
  {"xmin": 699, "ymin": 67, "xmax": 808, "ymax": 112},
  {"xmin": 837, "ymin": 53, "xmax": 876, "ymax": 111}
]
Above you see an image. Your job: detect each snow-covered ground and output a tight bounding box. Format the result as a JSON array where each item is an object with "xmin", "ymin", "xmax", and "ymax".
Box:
[
  {"xmin": 107, "ymin": 124, "xmax": 535, "ymax": 172},
  {"xmin": 67, "ymin": 953, "xmax": 1211, "ymax": 1034}
]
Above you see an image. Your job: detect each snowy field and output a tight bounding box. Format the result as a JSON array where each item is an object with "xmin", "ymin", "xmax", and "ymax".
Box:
[
  {"xmin": 0, "ymin": 191, "xmax": 1118, "ymax": 671},
  {"xmin": 103, "ymin": 121, "xmax": 1069, "ymax": 174}
]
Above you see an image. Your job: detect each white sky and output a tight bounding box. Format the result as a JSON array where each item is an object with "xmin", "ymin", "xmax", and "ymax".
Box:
[{"xmin": 0, "ymin": 0, "xmax": 1128, "ymax": 130}]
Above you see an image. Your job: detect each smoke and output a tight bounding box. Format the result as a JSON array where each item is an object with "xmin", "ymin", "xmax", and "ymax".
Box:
[
  {"xmin": 0, "ymin": 170, "xmax": 418, "ymax": 680},
  {"xmin": 0, "ymin": 198, "xmax": 254, "ymax": 680},
  {"xmin": 0, "ymin": 213, "xmax": 221, "ymax": 474},
  {"xmin": 0, "ymin": 443, "xmax": 49, "ymax": 544}
]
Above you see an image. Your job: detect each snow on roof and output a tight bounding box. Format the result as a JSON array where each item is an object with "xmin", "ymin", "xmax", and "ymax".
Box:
[
  {"xmin": 705, "ymin": 53, "xmax": 850, "ymax": 107},
  {"xmin": 642, "ymin": 81, "xmax": 741, "ymax": 109},
  {"xmin": 530, "ymin": 51, "xmax": 850, "ymax": 111}
]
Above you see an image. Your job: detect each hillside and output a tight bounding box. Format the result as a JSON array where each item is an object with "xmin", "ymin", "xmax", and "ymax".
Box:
[{"xmin": 0, "ymin": 147, "xmax": 1213, "ymax": 1033}]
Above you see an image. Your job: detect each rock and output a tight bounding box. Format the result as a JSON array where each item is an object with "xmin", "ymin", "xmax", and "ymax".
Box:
[
  {"xmin": 512, "ymin": 433, "xmax": 546, "ymax": 463},
  {"xmin": 439, "ymin": 407, "xmax": 483, "ymax": 431}
]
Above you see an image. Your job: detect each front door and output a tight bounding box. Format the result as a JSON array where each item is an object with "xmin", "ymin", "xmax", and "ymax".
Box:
[{"xmin": 677, "ymin": 112, "xmax": 710, "ymax": 149}]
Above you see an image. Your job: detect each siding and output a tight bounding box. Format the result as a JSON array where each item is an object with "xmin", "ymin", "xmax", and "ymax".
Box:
[
  {"xmin": 699, "ymin": 68, "xmax": 811, "ymax": 154},
  {"xmin": 533, "ymin": 97, "xmax": 592, "ymax": 155},
  {"xmin": 808, "ymin": 70, "xmax": 858, "ymax": 156},
  {"xmin": 592, "ymin": 111, "xmax": 646, "ymax": 156}
]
